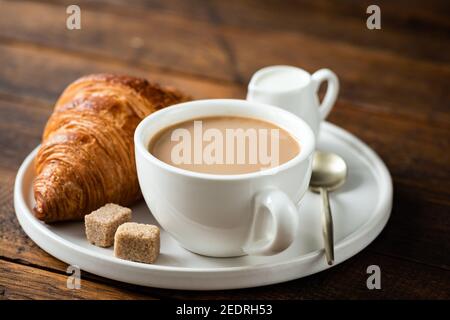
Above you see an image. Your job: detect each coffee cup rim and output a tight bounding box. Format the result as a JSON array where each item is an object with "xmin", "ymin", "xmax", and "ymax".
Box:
[{"xmin": 134, "ymin": 99, "xmax": 315, "ymax": 181}]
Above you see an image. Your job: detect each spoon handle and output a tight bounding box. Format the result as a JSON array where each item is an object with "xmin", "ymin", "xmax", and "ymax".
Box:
[{"xmin": 320, "ymin": 187, "xmax": 334, "ymax": 265}]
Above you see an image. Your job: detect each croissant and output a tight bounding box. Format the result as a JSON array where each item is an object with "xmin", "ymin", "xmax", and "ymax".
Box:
[{"xmin": 33, "ymin": 74, "xmax": 190, "ymax": 222}]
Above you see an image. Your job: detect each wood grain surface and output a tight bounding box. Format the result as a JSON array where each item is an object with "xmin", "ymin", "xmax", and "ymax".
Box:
[{"xmin": 0, "ymin": 0, "xmax": 449, "ymax": 300}]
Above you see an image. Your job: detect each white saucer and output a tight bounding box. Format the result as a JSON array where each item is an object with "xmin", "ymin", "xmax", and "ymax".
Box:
[{"xmin": 14, "ymin": 122, "xmax": 392, "ymax": 290}]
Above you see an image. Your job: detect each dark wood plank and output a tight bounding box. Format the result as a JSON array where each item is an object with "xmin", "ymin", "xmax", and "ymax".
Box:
[
  {"xmin": 36, "ymin": 0, "xmax": 450, "ymax": 32},
  {"xmin": 35, "ymin": 0, "xmax": 450, "ymax": 64},
  {"xmin": 2, "ymin": 242, "xmax": 449, "ymax": 300},
  {"xmin": 0, "ymin": 43, "xmax": 241, "ymax": 104},
  {"xmin": 293, "ymin": 0, "xmax": 450, "ymax": 32},
  {"xmin": 0, "ymin": 100, "xmax": 50, "ymax": 171},
  {"xmin": 1, "ymin": 1, "xmax": 449, "ymax": 124},
  {"xmin": 208, "ymin": 0, "xmax": 450, "ymax": 64},
  {"xmin": 0, "ymin": 259, "xmax": 154, "ymax": 300},
  {"xmin": 370, "ymin": 187, "xmax": 450, "ymax": 269},
  {"xmin": 163, "ymin": 250, "xmax": 450, "ymax": 300},
  {"xmin": 0, "ymin": 0, "xmax": 237, "ymax": 82}
]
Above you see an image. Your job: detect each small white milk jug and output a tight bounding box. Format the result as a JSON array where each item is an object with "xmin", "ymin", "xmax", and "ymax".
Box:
[{"xmin": 247, "ymin": 65, "xmax": 339, "ymax": 137}]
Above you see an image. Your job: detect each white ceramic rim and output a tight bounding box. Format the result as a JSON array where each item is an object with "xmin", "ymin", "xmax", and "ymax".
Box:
[
  {"xmin": 134, "ymin": 99, "xmax": 315, "ymax": 181},
  {"xmin": 248, "ymin": 65, "xmax": 312, "ymax": 93},
  {"xmin": 14, "ymin": 122, "xmax": 393, "ymax": 290}
]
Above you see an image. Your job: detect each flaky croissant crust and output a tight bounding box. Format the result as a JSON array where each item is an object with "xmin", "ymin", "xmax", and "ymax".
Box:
[{"xmin": 33, "ymin": 74, "xmax": 189, "ymax": 222}]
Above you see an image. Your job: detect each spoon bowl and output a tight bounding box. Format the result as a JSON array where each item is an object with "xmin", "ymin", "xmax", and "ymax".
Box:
[{"xmin": 310, "ymin": 151, "xmax": 347, "ymax": 192}]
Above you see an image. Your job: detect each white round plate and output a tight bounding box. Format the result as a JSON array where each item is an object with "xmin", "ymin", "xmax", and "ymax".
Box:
[{"xmin": 14, "ymin": 122, "xmax": 392, "ymax": 290}]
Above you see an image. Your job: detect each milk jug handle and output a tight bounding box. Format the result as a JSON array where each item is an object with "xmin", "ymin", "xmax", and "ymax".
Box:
[{"xmin": 311, "ymin": 69, "xmax": 339, "ymax": 120}]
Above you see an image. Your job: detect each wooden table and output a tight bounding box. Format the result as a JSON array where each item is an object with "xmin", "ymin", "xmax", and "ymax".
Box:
[{"xmin": 0, "ymin": 0, "xmax": 449, "ymax": 300}]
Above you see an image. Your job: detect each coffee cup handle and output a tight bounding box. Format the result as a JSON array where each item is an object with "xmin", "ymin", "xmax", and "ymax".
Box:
[
  {"xmin": 311, "ymin": 69, "xmax": 339, "ymax": 120},
  {"xmin": 243, "ymin": 188, "xmax": 299, "ymax": 255}
]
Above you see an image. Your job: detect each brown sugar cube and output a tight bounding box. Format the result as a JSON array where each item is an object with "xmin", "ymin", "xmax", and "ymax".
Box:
[
  {"xmin": 114, "ymin": 223, "xmax": 160, "ymax": 264},
  {"xmin": 85, "ymin": 203, "xmax": 132, "ymax": 247}
]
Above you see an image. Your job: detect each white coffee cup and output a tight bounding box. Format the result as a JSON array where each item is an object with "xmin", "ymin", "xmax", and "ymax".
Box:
[{"xmin": 134, "ymin": 99, "xmax": 315, "ymax": 257}]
